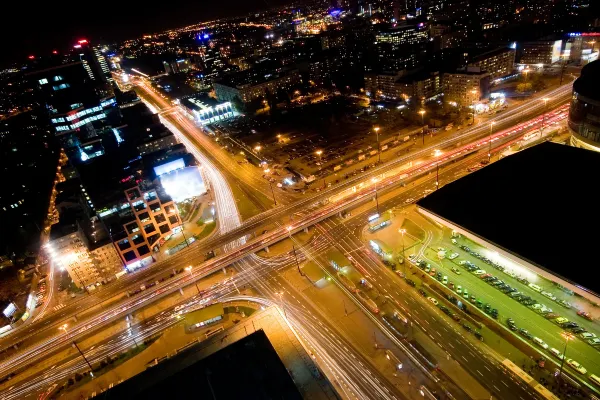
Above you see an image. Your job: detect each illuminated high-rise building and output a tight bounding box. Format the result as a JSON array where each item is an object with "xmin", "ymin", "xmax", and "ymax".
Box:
[{"xmin": 72, "ymin": 39, "xmax": 111, "ymax": 83}]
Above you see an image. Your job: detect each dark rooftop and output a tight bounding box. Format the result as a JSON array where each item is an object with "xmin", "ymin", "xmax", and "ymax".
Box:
[
  {"xmin": 99, "ymin": 329, "xmax": 303, "ymax": 400},
  {"xmin": 417, "ymin": 142, "xmax": 600, "ymax": 296},
  {"xmin": 573, "ymin": 59, "xmax": 600, "ymax": 101}
]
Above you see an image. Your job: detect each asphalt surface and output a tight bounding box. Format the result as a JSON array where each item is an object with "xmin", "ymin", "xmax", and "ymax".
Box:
[{"xmin": 312, "ymin": 155, "xmax": 544, "ymax": 400}]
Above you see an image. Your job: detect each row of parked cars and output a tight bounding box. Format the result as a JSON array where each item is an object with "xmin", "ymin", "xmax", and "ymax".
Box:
[
  {"xmin": 506, "ymin": 317, "xmax": 590, "ymax": 375},
  {"xmin": 456, "ymin": 243, "xmax": 575, "ymax": 311},
  {"xmin": 416, "ymin": 287, "xmax": 484, "ymax": 342},
  {"xmin": 462, "ymin": 266, "xmax": 600, "ymax": 350}
]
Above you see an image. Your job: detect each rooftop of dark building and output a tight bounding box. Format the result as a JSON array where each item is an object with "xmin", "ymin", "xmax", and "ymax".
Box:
[
  {"xmin": 99, "ymin": 329, "xmax": 302, "ymax": 400},
  {"xmin": 417, "ymin": 142, "xmax": 600, "ymax": 296}
]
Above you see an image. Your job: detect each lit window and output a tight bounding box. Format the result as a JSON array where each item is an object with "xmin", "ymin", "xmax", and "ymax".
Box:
[
  {"xmin": 38, "ymin": 78, "xmax": 48, "ymax": 85},
  {"xmin": 53, "ymin": 75, "xmax": 63, "ymax": 81}
]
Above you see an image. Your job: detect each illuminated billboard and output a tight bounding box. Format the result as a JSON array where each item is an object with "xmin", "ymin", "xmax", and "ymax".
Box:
[
  {"xmin": 2, "ymin": 303, "xmax": 15, "ymax": 317},
  {"xmin": 551, "ymin": 40, "xmax": 562, "ymax": 64},
  {"xmin": 154, "ymin": 158, "xmax": 185, "ymax": 177},
  {"xmin": 159, "ymin": 166, "xmax": 206, "ymax": 202}
]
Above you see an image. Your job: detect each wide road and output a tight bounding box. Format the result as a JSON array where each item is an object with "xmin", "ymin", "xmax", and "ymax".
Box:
[
  {"xmin": 0, "ymin": 83, "xmax": 573, "ymax": 378},
  {"xmin": 1, "ymin": 237, "xmax": 410, "ymax": 400}
]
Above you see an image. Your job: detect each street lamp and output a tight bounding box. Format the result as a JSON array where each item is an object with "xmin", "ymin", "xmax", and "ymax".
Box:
[
  {"xmin": 433, "ymin": 150, "xmax": 442, "ymax": 190},
  {"xmin": 373, "ymin": 127, "xmax": 381, "ymax": 164},
  {"xmin": 263, "ymin": 168, "xmax": 277, "ymax": 206},
  {"xmin": 185, "ymin": 266, "xmax": 200, "ymax": 294},
  {"xmin": 287, "ymin": 226, "xmax": 304, "ymax": 277},
  {"xmin": 418, "ymin": 110, "xmax": 426, "ymax": 145},
  {"xmin": 523, "ymin": 69, "xmax": 530, "ymax": 81},
  {"xmin": 470, "ymin": 90, "xmax": 478, "ymax": 124},
  {"xmin": 59, "ymin": 324, "xmax": 95, "ymax": 375},
  {"xmin": 316, "ymin": 150, "xmax": 323, "ymax": 170},
  {"xmin": 254, "ymin": 145, "xmax": 262, "ymax": 161},
  {"xmin": 540, "ymin": 97, "xmax": 550, "ymax": 136},
  {"xmin": 316, "ymin": 150, "xmax": 326, "ymax": 188},
  {"xmin": 275, "ymin": 291, "xmax": 287, "ymax": 318},
  {"xmin": 558, "ymin": 331, "xmax": 575, "ymax": 380},
  {"xmin": 371, "ymin": 177, "xmax": 380, "ymax": 214},
  {"xmin": 488, "ymin": 122, "xmax": 496, "ymax": 162},
  {"xmin": 399, "ymin": 229, "xmax": 406, "ymax": 277},
  {"xmin": 170, "ymin": 206, "xmax": 189, "ymax": 248}
]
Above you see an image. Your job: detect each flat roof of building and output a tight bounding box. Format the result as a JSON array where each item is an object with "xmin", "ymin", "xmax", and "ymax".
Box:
[
  {"xmin": 417, "ymin": 142, "xmax": 600, "ymax": 296},
  {"xmin": 99, "ymin": 329, "xmax": 302, "ymax": 399}
]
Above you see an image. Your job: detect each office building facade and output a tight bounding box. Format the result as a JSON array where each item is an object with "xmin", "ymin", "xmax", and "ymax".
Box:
[
  {"xmin": 520, "ymin": 40, "xmax": 563, "ymax": 65},
  {"xmin": 468, "ymin": 48, "xmax": 515, "ymax": 80},
  {"xmin": 444, "ymin": 68, "xmax": 491, "ymax": 107}
]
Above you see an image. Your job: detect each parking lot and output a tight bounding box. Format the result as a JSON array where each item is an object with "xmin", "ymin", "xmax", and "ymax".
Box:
[{"xmin": 411, "ymin": 227, "xmax": 600, "ymax": 389}]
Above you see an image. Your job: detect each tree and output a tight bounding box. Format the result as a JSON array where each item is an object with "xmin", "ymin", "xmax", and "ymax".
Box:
[
  {"xmin": 231, "ymin": 96, "xmax": 245, "ymax": 113},
  {"xmin": 516, "ymin": 83, "xmax": 533, "ymax": 93}
]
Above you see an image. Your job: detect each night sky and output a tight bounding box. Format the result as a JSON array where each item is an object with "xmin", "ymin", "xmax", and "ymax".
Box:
[{"xmin": 1, "ymin": 0, "xmax": 292, "ymax": 65}]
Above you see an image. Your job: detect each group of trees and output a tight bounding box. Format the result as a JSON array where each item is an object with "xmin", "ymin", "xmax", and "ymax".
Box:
[{"xmin": 516, "ymin": 74, "xmax": 547, "ymax": 94}]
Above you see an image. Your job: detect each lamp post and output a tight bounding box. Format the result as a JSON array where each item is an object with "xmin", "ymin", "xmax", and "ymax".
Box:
[
  {"xmin": 372, "ymin": 177, "xmax": 380, "ymax": 214},
  {"xmin": 488, "ymin": 122, "xmax": 495, "ymax": 162},
  {"xmin": 275, "ymin": 291, "xmax": 287, "ymax": 318},
  {"xmin": 170, "ymin": 206, "xmax": 188, "ymax": 248},
  {"xmin": 264, "ymin": 168, "xmax": 277, "ymax": 206},
  {"xmin": 558, "ymin": 331, "xmax": 575, "ymax": 380},
  {"xmin": 540, "ymin": 97, "xmax": 550, "ymax": 136},
  {"xmin": 185, "ymin": 266, "xmax": 200, "ymax": 294},
  {"xmin": 418, "ymin": 110, "xmax": 426, "ymax": 145},
  {"xmin": 316, "ymin": 150, "xmax": 323, "ymax": 171},
  {"xmin": 523, "ymin": 69, "xmax": 530, "ymax": 81},
  {"xmin": 373, "ymin": 127, "xmax": 381, "ymax": 164},
  {"xmin": 470, "ymin": 90, "xmax": 478, "ymax": 124},
  {"xmin": 59, "ymin": 324, "xmax": 95, "ymax": 375},
  {"xmin": 433, "ymin": 149, "xmax": 441, "ymax": 190},
  {"xmin": 254, "ymin": 145, "xmax": 262, "ymax": 163},
  {"xmin": 399, "ymin": 228, "xmax": 406, "ymax": 277},
  {"xmin": 287, "ymin": 226, "xmax": 304, "ymax": 276},
  {"xmin": 316, "ymin": 150, "xmax": 326, "ymax": 189}
]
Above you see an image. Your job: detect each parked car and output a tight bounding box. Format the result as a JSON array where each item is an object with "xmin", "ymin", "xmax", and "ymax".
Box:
[
  {"xmin": 519, "ymin": 328, "xmax": 533, "ymax": 339},
  {"xmin": 558, "ymin": 300, "xmax": 571, "ymax": 309},
  {"xmin": 550, "ymin": 348, "xmax": 565, "ymax": 360},
  {"xmin": 506, "ymin": 318, "xmax": 517, "ymax": 331},
  {"xmin": 566, "ymin": 359, "xmax": 587, "ymax": 375},
  {"xmin": 533, "ymin": 337, "xmax": 549, "ymax": 349},
  {"xmin": 577, "ymin": 310, "xmax": 593, "ymax": 321}
]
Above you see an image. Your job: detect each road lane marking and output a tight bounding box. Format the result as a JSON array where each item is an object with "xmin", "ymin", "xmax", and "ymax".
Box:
[
  {"xmin": 462, "ymin": 356, "xmax": 468, "ymax": 362},
  {"xmin": 502, "ymin": 381, "xmax": 509, "ymax": 388},
  {"xmin": 484, "ymin": 365, "xmax": 491, "ymax": 372}
]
